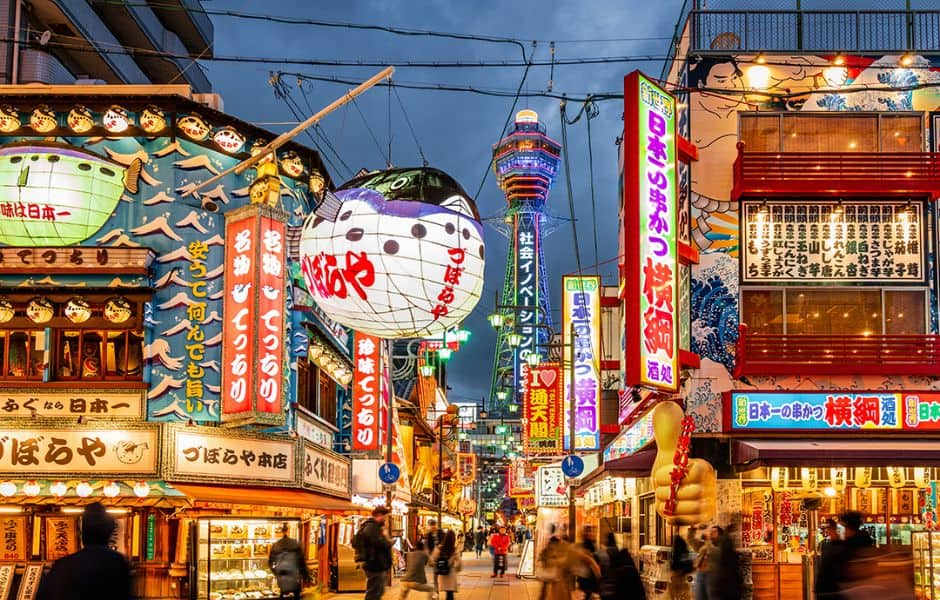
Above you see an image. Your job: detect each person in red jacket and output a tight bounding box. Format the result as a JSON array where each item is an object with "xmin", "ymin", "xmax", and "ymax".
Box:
[{"xmin": 489, "ymin": 526, "xmax": 512, "ymax": 578}]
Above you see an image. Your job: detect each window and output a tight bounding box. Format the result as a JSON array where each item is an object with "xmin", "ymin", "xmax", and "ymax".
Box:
[
  {"xmin": 54, "ymin": 330, "xmax": 143, "ymax": 380},
  {"xmin": 0, "ymin": 331, "xmax": 46, "ymax": 380},
  {"xmin": 296, "ymin": 357, "xmax": 338, "ymax": 426},
  {"xmin": 741, "ymin": 288, "xmax": 926, "ymax": 335},
  {"xmin": 740, "ymin": 113, "xmax": 924, "ymax": 153}
]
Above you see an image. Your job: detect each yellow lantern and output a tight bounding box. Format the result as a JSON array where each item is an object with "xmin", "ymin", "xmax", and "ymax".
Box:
[
  {"xmin": 249, "ymin": 161, "xmax": 282, "ymax": 207},
  {"xmin": 67, "ymin": 105, "xmax": 94, "ymax": 133},
  {"xmin": 855, "ymin": 467, "xmax": 872, "ymax": 489},
  {"xmin": 140, "ymin": 105, "xmax": 167, "ymax": 134},
  {"xmin": 830, "ymin": 468, "xmax": 847, "ymax": 492},
  {"xmin": 801, "ymin": 467, "xmax": 818, "ymax": 492},
  {"xmin": 30, "ymin": 105, "xmax": 56, "ymax": 133},
  {"xmin": 770, "ymin": 467, "xmax": 789, "ymax": 491},
  {"xmin": 0, "ymin": 105, "xmax": 20, "ymax": 133},
  {"xmin": 886, "ymin": 466, "xmax": 906, "ymax": 489},
  {"xmin": 915, "ymin": 467, "xmax": 930, "ymax": 489}
]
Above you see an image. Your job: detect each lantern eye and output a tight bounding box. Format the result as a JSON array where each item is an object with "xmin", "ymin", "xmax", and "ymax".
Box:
[
  {"xmin": 440, "ymin": 194, "xmax": 474, "ymax": 217},
  {"xmin": 383, "ymin": 240, "xmax": 399, "ymax": 255},
  {"xmin": 345, "ymin": 228, "xmax": 364, "ymax": 241},
  {"xmin": 411, "ymin": 224, "xmax": 427, "ymax": 239}
]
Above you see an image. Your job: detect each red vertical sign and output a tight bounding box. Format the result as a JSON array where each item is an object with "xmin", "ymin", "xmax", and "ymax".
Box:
[
  {"xmin": 522, "ymin": 363, "xmax": 563, "ymax": 455},
  {"xmin": 221, "ymin": 205, "xmax": 288, "ymax": 424},
  {"xmin": 353, "ymin": 332, "xmax": 381, "ymax": 450}
]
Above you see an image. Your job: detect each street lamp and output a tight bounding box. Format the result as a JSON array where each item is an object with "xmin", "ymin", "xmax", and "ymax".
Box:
[
  {"xmin": 420, "ymin": 363, "xmax": 435, "ymax": 377},
  {"xmin": 496, "ymin": 390, "xmax": 508, "ymax": 402},
  {"xmin": 456, "ymin": 328, "xmax": 471, "ymax": 344},
  {"xmin": 487, "ymin": 312, "xmax": 505, "ymax": 329},
  {"xmin": 506, "ymin": 332, "xmax": 523, "ymax": 347},
  {"xmin": 526, "ymin": 353, "xmax": 542, "ymax": 367},
  {"xmin": 438, "ymin": 347, "xmax": 453, "ymax": 361}
]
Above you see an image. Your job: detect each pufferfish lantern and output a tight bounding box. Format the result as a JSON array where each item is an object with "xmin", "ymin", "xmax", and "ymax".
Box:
[{"xmin": 299, "ymin": 167, "xmax": 485, "ymax": 339}]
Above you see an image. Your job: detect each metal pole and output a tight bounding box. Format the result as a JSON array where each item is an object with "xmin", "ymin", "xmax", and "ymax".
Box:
[
  {"xmin": 385, "ymin": 339, "xmax": 394, "ymax": 512},
  {"xmin": 567, "ymin": 320, "xmax": 577, "ymax": 541},
  {"xmin": 188, "ymin": 66, "xmax": 395, "ymax": 196},
  {"xmin": 438, "ymin": 414, "xmax": 444, "ymax": 526}
]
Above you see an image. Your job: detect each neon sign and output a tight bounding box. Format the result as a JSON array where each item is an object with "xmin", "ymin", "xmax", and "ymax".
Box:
[{"xmin": 562, "ymin": 275, "xmax": 600, "ymax": 451}]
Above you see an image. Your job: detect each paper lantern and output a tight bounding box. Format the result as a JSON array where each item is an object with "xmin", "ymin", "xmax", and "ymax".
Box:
[
  {"xmin": 830, "ymin": 467, "xmax": 847, "ymax": 492},
  {"xmin": 103, "ymin": 297, "xmax": 132, "ymax": 324},
  {"xmin": 0, "ymin": 298, "xmax": 13, "ymax": 323},
  {"xmin": 67, "ymin": 105, "xmax": 94, "ymax": 133},
  {"xmin": 0, "ymin": 142, "xmax": 133, "ymax": 246},
  {"xmin": 26, "ymin": 297, "xmax": 53, "ymax": 324},
  {"xmin": 133, "ymin": 481, "xmax": 150, "ymax": 498},
  {"xmin": 30, "ymin": 105, "xmax": 56, "ymax": 133},
  {"xmin": 22, "ymin": 481, "xmax": 39, "ymax": 497},
  {"xmin": 0, "ymin": 105, "xmax": 20, "ymax": 133},
  {"xmin": 102, "ymin": 105, "xmax": 129, "ymax": 133},
  {"xmin": 280, "ymin": 150, "xmax": 305, "ymax": 177},
  {"xmin": 64, "ymin": 297, "xmax": 91, "ymax": 323},
  {"xmin": 140, "ymin": 105, "xmax": 167, "ymax": 134},
  {"xmin": 0, "ymin": 481, "xmax": 15, "ymax": 497},
  {"xmin": 887, "ymin": 466, "xmax": 906, "ymax": 488},
  {"xmin": 855, "ymin": 466, "xmax": 873, "ymax": 489},
  {"xmin": 213, "ymin": 127, "xmax": 245, "ymax": 153},
  {"xmin": 299, "ymin": 168, "xmax": 485, "ymax": 339},
  {"xmin": 915, "ymin": 467, "xmax": 930, "ymax": 489},
  {"xmin": 770, "ymin": 467, "xmax": 789, "ymax": 491},
  {"xmin": 49, "ymin": 481, "xmax": 67, "ymax": 497},
  {"xmin": 103, "ymin": 481, "xmax": 120, "ymax": 498},
  {"xmin": 800, "ymin": 467, "xmax": 818, "ymax": 491},
  {"xmin": 75, "ymin": 482, "xmax": 92, "ymax": 497},
  {"xmin": 178, "ymin": 114, "xmax": 209, "ymax": 140}
]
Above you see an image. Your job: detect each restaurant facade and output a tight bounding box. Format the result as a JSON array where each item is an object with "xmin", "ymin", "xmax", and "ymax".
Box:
[{"xmin": 0, "ymin": 84, "xmax": 360, "ymax": 600}]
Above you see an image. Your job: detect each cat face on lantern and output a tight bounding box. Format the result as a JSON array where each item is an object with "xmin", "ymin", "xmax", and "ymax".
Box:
[{"xmin": 299, "ymin": 168, "xmax": 485, "ymax": 338}]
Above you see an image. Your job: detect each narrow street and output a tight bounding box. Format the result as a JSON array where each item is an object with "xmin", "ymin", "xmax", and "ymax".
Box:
[{"xmin": 326, "ymin": 553, "xmax": 543, "ymax": 600}]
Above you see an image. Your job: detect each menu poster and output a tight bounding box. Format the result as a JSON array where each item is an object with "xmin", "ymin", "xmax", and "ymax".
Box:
[
  {"xmin": 0, "ymin": 519, "xmax": 24, "ymax": 562},
  {"xmin": 0, "ymin": 564, "xmax": 13, "ymax": 600},
  {"xmin": 44, "ymin": 518, "xmax": 77, "ymax": 561},
  {"xmin": 14, "ymin": 564, "xmax": 41, "ymax": 600}
]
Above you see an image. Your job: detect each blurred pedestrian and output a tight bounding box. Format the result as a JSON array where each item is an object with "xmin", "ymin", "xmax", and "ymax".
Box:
[
  {"xmin": 400, "ymin": 540, "xmax": 435, "ymax": 600},
  {"xmin": 269, "ymin": 523, "xmax": 309, "ymax": 599},
  {"xmin": 686, "ymin": 525, "xmax": 710, "ymax": 600},
  {"xmin": 815, "ymin": 518, "xmax": 845, "ymax": 600},
  {"xmin": 597, "ymin": 533, "xmax": 645, "ymax": 600},
  {"xmin": 577, "ymin": 526, "xmax": 600, "ymax": 598},
  {"xmin": 36, "ymin": 502, "xmax": 133, "ymax": 600},
  {"xmin": 425, "ymin": 519, "xmax": 442, "ymax": 554},
  {"xmin": 430, "ymin": 530, "xmax": 462, "ymax": 600},
  {"xmin": 547, "ymin": 538, "xmax": 600, "ymax": 600},
  {"xmin": 537, "ymin": 526, "xmax": 562, "ymax": 600},
  {"xmin": 474, "ymin": 526, "xmax": 486, "ymax": 559},
  {"xmin": 489, "ymin": 526, "xmax": 512, "ymax": 577},
  {"xmin": 707, "ymin": 525, "xmax": 741, "ymax": 600},
  {"xmin": 670, "ymin": 531, "xmax": 695, "ymax": 600},
  {"xmin": 353, "ymin": 507, "xmax": 393, "ymax": 600}
]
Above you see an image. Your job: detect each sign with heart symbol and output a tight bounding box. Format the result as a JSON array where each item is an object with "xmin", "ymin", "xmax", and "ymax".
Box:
[
  {"xmin": 522, "ymin": 363, "xmax": 563, "ymax": 455},
  {"xmin": 538, "ymin": 369, "xmax": 557, "ymax": 388}
]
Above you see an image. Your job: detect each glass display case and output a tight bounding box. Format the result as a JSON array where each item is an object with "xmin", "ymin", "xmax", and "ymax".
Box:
[
  {"xmin": 913, "ymin": 530, "xmax": 940, "ymax": 599},
  {"xmin": 193, "ymin": 517, "xmax": 300, "ymax": 600}
]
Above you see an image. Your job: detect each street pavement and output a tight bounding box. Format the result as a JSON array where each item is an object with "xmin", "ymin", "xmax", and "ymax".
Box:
[{"xmin": 324, "ymin": 552, "xmax": 543, "ymax": 600}]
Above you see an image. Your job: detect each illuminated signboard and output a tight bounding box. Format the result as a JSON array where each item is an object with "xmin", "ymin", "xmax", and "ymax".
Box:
[
  {"xmin": 562, "ymin": 275, "xmax": 600, "ymax": 451},
  {"xmin": 623, "ymin": 71, "xmax": 678, "ymax": 392},
  {"xmin": 508, "ymin": 458, "xmax": 535, "ymax": 496},
  {"xmin": 603, "ymin": 409, "xmax": 655, "ymax": 463},
  {"xmin": 536, "ymin": 464, "xmax": 568, "ymax": 507},
  {"xmin": 515, "ymin": 214, "xmax": 540, "ymax": 381},
  {"xmin": 352, "ymin": 332, "xmax": 381, "ymax": 451},
  {"xmin": 741, "ymin": 200, "xmax": 924, "ymax": 283},
  {"xmin": 729, "ymin": 391, "xmax": 940, "ymax": 431},
  {"xmin": 221, "ymin": 204, "xmax": 288, "ymax": 425},
  {"xmin": 522, "ymin": 362, "xmax": 563, "ymax": 455}
]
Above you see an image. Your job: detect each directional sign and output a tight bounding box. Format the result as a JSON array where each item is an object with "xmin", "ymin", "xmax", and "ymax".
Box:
[
  {"xmin": 379, "ymin": 462, "xmax": 401, "ymax": 484},
  {"xmin": 561, "ymin": 455, "xmax": 584, "ymax": 478}
]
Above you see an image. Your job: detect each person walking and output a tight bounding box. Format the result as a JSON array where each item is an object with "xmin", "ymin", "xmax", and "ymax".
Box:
[
  {"xmin": 489, "ymin": 526, "xmax": 512, "ymax": 578},
  {"xmin": 474, "ymin": 526, "xmax": 486, "ymax": 559},
  {"xmin": 268, "ymin": 523, "xmax": 310, "ymax": 599},
  {"xmin": 707, "ymin": 525, "xmax": 742, "ymax": 600},
  {"xmin": 354, "ymin": 507, "xmax": 393, "ymax": 600},
  {"xmin": 547, "ymin": 537, "xmax": 600, "ymax": 600},
  {"xmin": 430, "ymin": 530, "xmax": 462, "ymax": 600},
  {"xmin": 537, "ymin": 527, "xmax": 562, "ymax": 600},
  {"xmin": 400, "ymin": 540, "xmax": 436, "ymax": 600},
  {"xmin": 670, "ymin": 531, "xmax": 695, "ymax": 600},
  {"xmin": 425, "ymin": 519, "xmax": 442, "ymax": 554},
  {"xmin": 815, "ymin": 518, "xmax": 845, "ymax": 600},
  {"xmin": 577, "ymin": 526, "xmax": 601, "ymax": 598},
  {"xmin": 36, "ymin": 503, "xmax": 133, "ymax": 600},
  {"xmin": 598, "ymin": 533, "xmax": 645, "ymax": 600}
]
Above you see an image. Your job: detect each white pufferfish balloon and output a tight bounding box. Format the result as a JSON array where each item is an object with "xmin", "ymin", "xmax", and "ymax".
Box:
[{"xmin": 299, "ymin": 167, "xmax": 485, "ymax": 339}]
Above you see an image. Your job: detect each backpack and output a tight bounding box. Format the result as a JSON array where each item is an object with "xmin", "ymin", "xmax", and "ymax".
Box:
[
  {"xmin": 434, "ymin": 557, "xmax": 451, "ymax": 576},
  {"xmin": 273, "ymin": 550, "xmax": 302, "ymax": 594},
  {"xmin": 352, "ymin": 523, "xmax": 373, "ymax": 564}
]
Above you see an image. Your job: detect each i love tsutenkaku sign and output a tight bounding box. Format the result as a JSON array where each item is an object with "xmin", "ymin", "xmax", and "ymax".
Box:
[{"xmin": 623, "ymin": 71, "xmax": 678, "ymax": 392}]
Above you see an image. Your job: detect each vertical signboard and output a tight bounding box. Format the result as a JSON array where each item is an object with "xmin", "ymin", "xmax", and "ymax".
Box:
[
  {"xmin": 221, "ymin": 204, "xmax": 288, "ymax": 425},
  {"xmin": 515, "ymin": 213, "xmax": 540, "ymax": 382},
  {"xmin": 522, "ymin": 362, "xmax": 563, "ymax": 455},
  {"xmin": 623, "ymin": 71, "xmax": 679, "ymax": 392},
  {"xmin": 353, "ymin": 332, "xmax": 381, "ymax": 451},
  {"xmin": 562, "ymin": 275, "xmax": 600, "ymax": 451}
]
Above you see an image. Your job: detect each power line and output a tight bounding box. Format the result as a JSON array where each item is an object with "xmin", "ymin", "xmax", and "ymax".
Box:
[
  {"xmin": 352, "ymin": 97, "xmax": 391, "ymax": 168},
  {"xmin": 392, "ymin": 87, "xmax": 429, "ymax": 167},
  {"xmin": 559, "ymin": 100, "xmax": 586, "ymax": 282}
]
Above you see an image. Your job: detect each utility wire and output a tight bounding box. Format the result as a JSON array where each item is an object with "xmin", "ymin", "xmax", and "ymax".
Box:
[
  {"xmin": 352, "ymin": 97, "xmax": 391, "ymax": 167},
  {"xmin": 584, "ymin": 99, "xmax": 601, "ymax": 269},
  {"xmin": 270, "ymin": 75, "xmax": 345, "ymax": 179},
  {"xmin": 393, "ymin": 87, "xmax": 429, "ymax": 167},
  {"xmin": 559, "ymin": 99, "xmax": 586, "ymax": 279},
  {"xmin": 295, "ymin": 78, "xmax": 355, "ymax": 179}
]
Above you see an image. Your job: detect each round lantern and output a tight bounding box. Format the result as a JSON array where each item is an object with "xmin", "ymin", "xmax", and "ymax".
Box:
[
  {"xmin": 25, "ymin": 297, "xmax": 54, "ymax": 324},
  {"xmin": 178, "ymin": 114, "xmax": 209, "ymax": 141},
  {"xmin": 64, "ymin": 297, "xmax": 91, "ymax": 323},
  {"xmin": 299, "ymin": 167, "xmax": 485, "ymax": 338},
  {"xmin": 67, "ymin": 105, "xmax": 94, "ymax": 134},
  {"xmin": 22, "ymin": 481, "xmax": 39, "ymax": 497},
  {"xmin": 133, "ymin": 481, "xmax": 150, "ymax": 498},
  {"xmin": 49, "ymin": 481, "xmax": 67, "ymax": 497},
  {"xmin": 103, "ymin": 481, "xmax": 120, "ymax": 498},
  {"xmin": 0, "ymin": 298, "xmax": 13, "ymax": 323},
  {"xmin": 102, "ymin": 105, "xmax": 129, "ymax": 133},
  {"xmin": 140, "ymin": 105, "xmax": 167, "ymax": 134},
  {"xmin": 213, "ymin": 127, "xmax": 245, "ymax": 153},
  {"xmin": 0, "ymin": 481, "xmax": 15, "ymax": 497},
  {"xmin": 30, "ymin": 105, "xmax": 56, "ymax": 133},
  {"xmin": 75, "ymin": 482, "xmax": 92, "ymax": 498},
  {"xmin": 0, "ymin": 106, "xmax": 20, "ymax": 133},
  {"xmin": 103, "ymin": 297, "xmax": 132, "ymax": 324}
]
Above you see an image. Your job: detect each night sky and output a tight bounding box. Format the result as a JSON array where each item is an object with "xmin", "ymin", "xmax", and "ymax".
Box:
[{"xmin": 202, "ymin": 0, "xmax": 684, "ymax": 405}]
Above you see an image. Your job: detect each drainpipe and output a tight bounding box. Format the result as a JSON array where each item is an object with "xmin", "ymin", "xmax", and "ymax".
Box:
[{"xmin": 10, "ymin": 0, "xmax": 20, "ymax": 84}]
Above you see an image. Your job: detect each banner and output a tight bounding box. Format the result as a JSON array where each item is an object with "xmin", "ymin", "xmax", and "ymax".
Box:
[
  {"xmin": 522, "ymin": 363, "xmax": 562, "ymax": 454},
  {"xmin": 457, "ymin": 453, "xmax": 477, "ymax": 485},
  {"xmin": 623, "ymin": 71, "xmax": 679, "ymax": 392},
  {"xmin": 353, "ymin": 332, "xmax": 381, "ymax": 451},
  {"xmin": 562, "ymin": 276, "xmax": 601, "ymax": 450}
]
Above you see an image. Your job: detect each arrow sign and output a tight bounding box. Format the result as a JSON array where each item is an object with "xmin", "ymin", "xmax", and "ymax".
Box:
[
  {"xmin": 561, "ymin": 455, "xmax": 584, "ymax": 478},
  {"xmin": 379, "ymin": 462, "xmax": 401, "ymax": 484}
]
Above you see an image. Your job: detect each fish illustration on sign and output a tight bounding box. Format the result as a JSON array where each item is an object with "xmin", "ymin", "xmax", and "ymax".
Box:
[{"xmin": 0, "ymin": 141, "xmax": 142, "ymax": 246}]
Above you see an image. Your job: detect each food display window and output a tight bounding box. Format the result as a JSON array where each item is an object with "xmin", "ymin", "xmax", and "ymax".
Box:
[
  {"xmin": 193, "ymin": 517, "xmax": 300, "ymax": 600},
  {"xmin": 913, "ymin": 531, "xmax": 940, "ymax": 599}
]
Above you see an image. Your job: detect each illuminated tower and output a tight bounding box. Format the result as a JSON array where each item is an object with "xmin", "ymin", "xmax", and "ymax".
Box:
[{"xmin": 489, "ymin": 109, "xmax": 561, "ymax": 417}]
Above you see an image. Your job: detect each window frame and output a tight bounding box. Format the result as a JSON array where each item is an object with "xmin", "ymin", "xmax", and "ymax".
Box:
[{"xmin": 738, "ymin": 111, "xmax": 926, "ymax": 153}]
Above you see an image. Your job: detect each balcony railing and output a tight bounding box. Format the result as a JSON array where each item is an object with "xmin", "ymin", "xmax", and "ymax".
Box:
[
  {"xmin": 691, "ymin": 9, "xmax": 940, "ymax": 54},
  {"xmin": 735, "ymin": 324, "xmax": 940, "ymax": 378},
  {"xmin": 732, "ymin": 142, "xmax": 940, "ymax": 201}
]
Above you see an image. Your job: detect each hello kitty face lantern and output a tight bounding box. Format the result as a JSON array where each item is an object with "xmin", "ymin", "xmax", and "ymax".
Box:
[{"xmin": 299, "ymin": 168, "xmax": 485, "ymax": 339}]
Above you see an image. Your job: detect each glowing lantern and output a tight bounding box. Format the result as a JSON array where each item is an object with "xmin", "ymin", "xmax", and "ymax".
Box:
[
  {"xmin": 64, "ymin": 297, "xmax": 91, "ymax": 323},
  {"xmin": 139, "ymin": 105, "xmax": 167, "ymax": 134},
  {"xmin": 280, "ymin": 150, "xmax": 305, "ymax": 177},
  {"xmin": 102, "ymin": 106, "xmax": 129, "ymax": 133},
  {"xmin": 22, "ymin": 481, "xmax": 39, "ymax": 497},
  {"xmin": 75, "ymin": 482, "xmax": 92, "ymax": 497},
  {"xmin": 103, "ymin": 481, "xmax": 120, "ymax": 498},
  {"xmin": 30, "ymin": 105, "xmax": 56, "ymax": 133},
  {"xmin": 299, "ymin": 168, "xmax": 485, "ymax": 338},
  {"xmin": 213, "ymin": 127, "xmax": 246, "ymax": 153},
  {"xmin": 309, "ymin": 169, "xmax": 326, "ymax": 202},
  {"xmin": 178, "ymin": 114, "xmax": 210, "ymax": 140},
  {"xmin": 133, "ymin": 481, "xmax": 150, "ymax": 498},
  {"xmin": 26, "ymin": 297, "xmax": 53, "ymax": 324},
  {"xmin": 915, "ymin": 467, "xmax": 930, "ymax": 489},
  {"xmin": 830, "ymin": 467, "xmax": 847, "ymax": 492},
  {"xmin": 770, "ymin": 467, "xmax": 789, "ymax": 491},
  {"xmin": 0, "ymin": 482, "xmax": 15, "ymax": 497},
  {"xmin": 67, "ymin": 105, "xmax": 94, "ymax": 134},
  {"xmin": 49, "ymin": 481, "xmax": 67, "ymax": 497},
  {"xmin": 0, "ymin": 298, "xmax": 13, "ymax": 323},
  {"xmin": 0, "ymin": 106, "xmax": 20, "ymax": 133},
  {"xmin": 800, "ymin": 467, "xmax": 818, "ymax": 492},
  {"xmin": 0, "ymin": 141, "xmax": 138, "ymax": 246},
  {"xmin": 855, "ymin": 467, "xmax": 872, "ymax": 489},
  {"xmin": 249, "ymin": 161, "xmax": 281, "ymax": 207},
  {"xmin": 887, "ymin": 466, "xmax": 906, "ymax": 488},
  {"xmin": 103, "ymin": 297, "xmax": 132, "ymax": 324}
]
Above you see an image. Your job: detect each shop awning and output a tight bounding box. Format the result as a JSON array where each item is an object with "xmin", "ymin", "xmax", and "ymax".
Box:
[
  {"xmin": 601, "ymin": 448, "xmax": 657, "ymax": 477},
  {"xmin": 171, "ymin": 484, "xmax": 355, "ymax": 512},
  {"xmin": 733, "ymin": 439, "xmax": 940, "ymax": 468}
]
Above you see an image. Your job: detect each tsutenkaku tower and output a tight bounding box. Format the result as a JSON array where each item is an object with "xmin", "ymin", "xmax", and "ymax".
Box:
[{"xmin": 489, "ymin": 109, "xmax": 562, "ymax": 417}]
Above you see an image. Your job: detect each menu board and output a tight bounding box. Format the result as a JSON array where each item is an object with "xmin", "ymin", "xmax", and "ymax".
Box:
[
  {"xmin": 44, "ymin": 517, "xmax": 77, "ymax": 561},
  {"xmin": 742, "ymin": 200, "xmax": 924, "ymax": 283}
]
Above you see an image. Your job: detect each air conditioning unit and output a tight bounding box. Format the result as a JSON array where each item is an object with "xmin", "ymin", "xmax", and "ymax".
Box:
[
  {"xmin": 193, "ymin": 93, "xmax": 223, "ymax": 112},
  {"xmin": 18, "ymin": 49, "xmax": 57, "ymax": 84}
]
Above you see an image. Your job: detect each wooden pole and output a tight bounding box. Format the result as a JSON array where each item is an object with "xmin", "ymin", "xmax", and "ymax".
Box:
[{"xmin": 187, "ymin": 66, "xmax": 395, "ymax": 196}]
